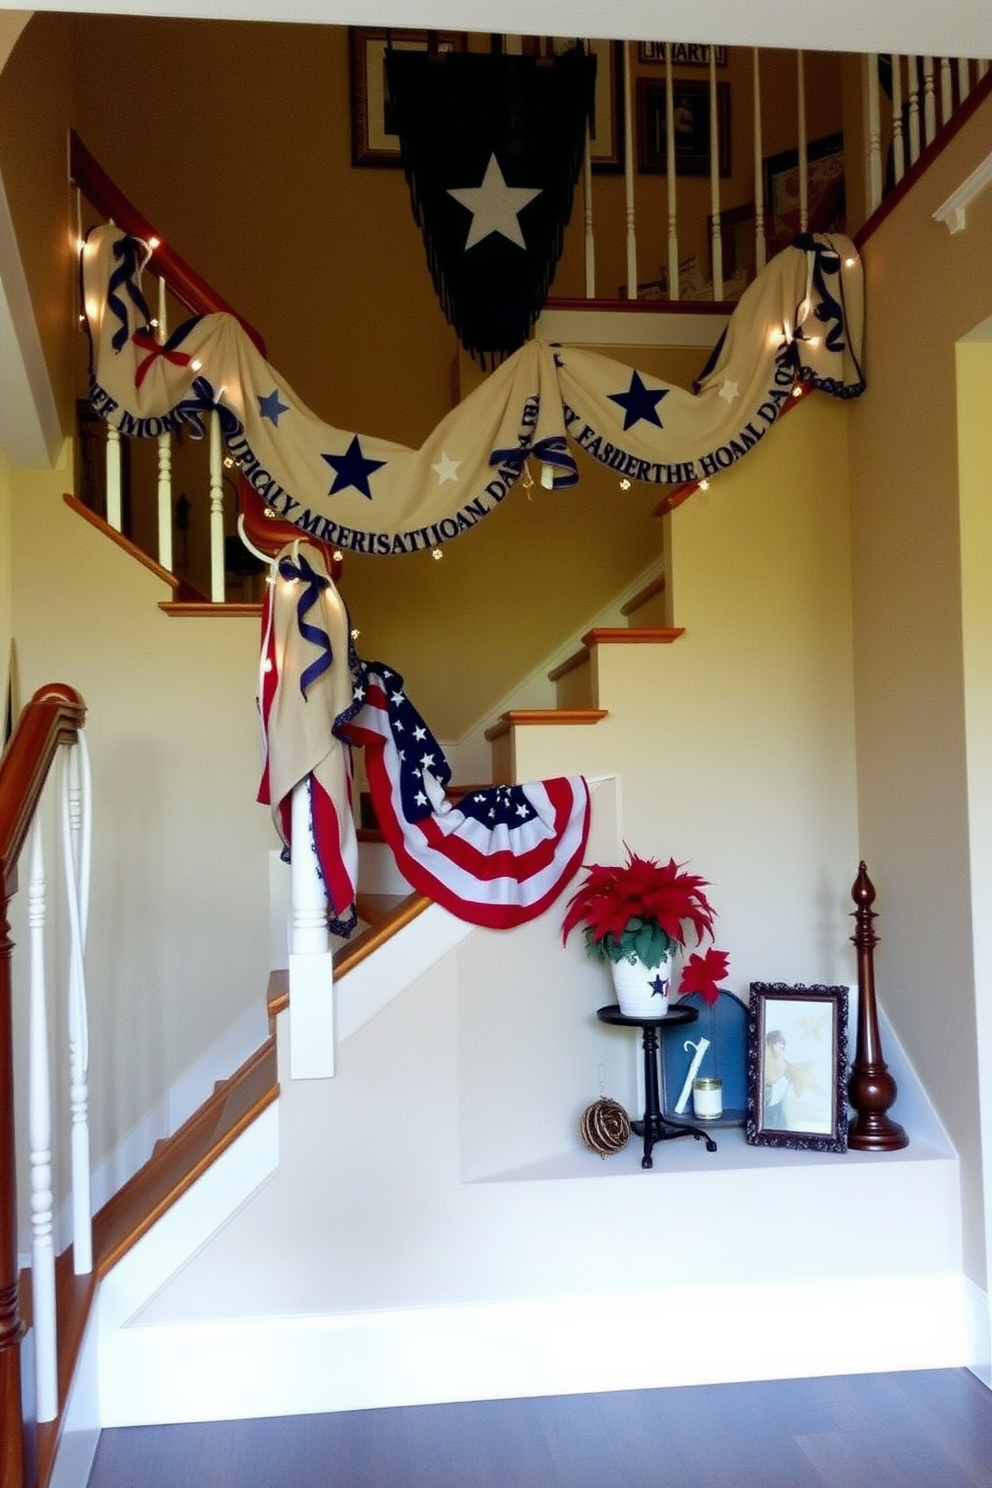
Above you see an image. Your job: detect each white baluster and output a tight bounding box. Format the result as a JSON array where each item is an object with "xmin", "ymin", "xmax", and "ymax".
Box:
[
  {"xmin": 582, "ymin": 126, "xmax": 595, "ymax": 299},
  {"xmin": 659, "ymin": 45, "xmax": 676, "ymax": 300},
  {"xmin": 156, "ymin": 275, "xmax": 173, "ymax": 573},
  {"xmin": 922, "ymin": 56, "xmax": 936, "ymax": 146},
  {"xmin": 958, "ymin": 57, "xmax": 971, "ymax": 104},
  {"xmin": 753, "ymin": 49, "xmax": 766, "ymax": 272},
  {"xmin": 622, "ymin": 40, "xmax": 637, "ymax": 298},
  {"xmin": 940, "ymin": 57, "xmax": 953, "ymax": 125},
  {"xmin": 907, "ymin": 56, "xmax": 921, "ymax": 165},
  {"xmin": 797, "ymin": 51, "xmax": 808, "ymax": 232},
  {"xmin": 978, "ymin": 60, "xmax": 989, "ymax": 83},
  {"xmin": 62, "ymin": 735, "xmax": 92, "ymax": 1275},
  {"xmin": 105, "ymin": 424, "xmax": 122, "ymax": 531},
  {"xmin": 288, "ymin": 779, "xmax": 334, "ymax": 1079},
  {"xmin": 209, "ymin": 410, "xmax": 226, "ymax": 603},
  {"xmin": 866, "ymin": 54, "xmax": 883, "ymax": 212},
  {"xmin": 709, "ymin": 53, "xmax": 723, "ymax": 299},
  {"xmin": 891, "ymin": 55, "xmax": 906, "ymax": 185},
  {"xmin": 28, "ymin": 822, "xmax": 57, "ymax": 1422}
]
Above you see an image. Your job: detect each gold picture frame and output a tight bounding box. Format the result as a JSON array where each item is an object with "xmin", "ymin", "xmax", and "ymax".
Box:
[{"xmin": 349, "ymin": 28, "xmax": 467, "ymax": 167}]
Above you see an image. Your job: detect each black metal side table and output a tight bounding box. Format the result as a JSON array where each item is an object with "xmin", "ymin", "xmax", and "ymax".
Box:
[{"xmin": 597, "ymin": 1004, "xmax": 719, "ymax": 1167}]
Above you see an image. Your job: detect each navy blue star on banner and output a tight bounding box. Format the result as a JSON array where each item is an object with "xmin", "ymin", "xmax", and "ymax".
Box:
[
  {"xmin": 322, "ymin": 436, "xmax": 387, "ymax": 500},
  {"xmin": 608, "ymin": 370, "xmax": 668, "ymax": 432},
  {"xmin": 258, "ymin": 388, "xmax": 289, "ymax": 426}
]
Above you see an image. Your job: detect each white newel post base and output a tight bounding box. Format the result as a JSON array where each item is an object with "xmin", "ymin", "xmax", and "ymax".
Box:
[
  {"xmin": 288, "ymin": 780, "xmax": 335, "ymax": 1079},
  {"xmin": 288, "ymin": 948, "xmax": 335, "ymax": 1079}
]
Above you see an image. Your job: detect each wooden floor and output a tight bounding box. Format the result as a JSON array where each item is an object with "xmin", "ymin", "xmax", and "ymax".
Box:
[{"xmin": 85, "ymin": 1370, "xmax": 992, "ymax": 1487}]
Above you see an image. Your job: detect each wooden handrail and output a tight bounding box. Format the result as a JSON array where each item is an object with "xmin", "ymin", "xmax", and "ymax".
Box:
[
  {"xmin": 68, "ymin": 131, "xmax": 266, "ymax": 357},
  {"xmin": 1, "ymin": 684, "xmax": 86, "ymax": 1488}
]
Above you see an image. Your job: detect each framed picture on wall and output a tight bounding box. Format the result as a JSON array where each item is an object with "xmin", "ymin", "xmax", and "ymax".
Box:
[
  {"xmin": 745, "ymin": 983, "xmax": 849, "ymax": 1153},
  {"xmin": 349, "ymin": 28, "xmax": 467, "ymax": 166},
  {"xmin": 637, "ymin": 78, "xmax": 731, "ymax": 176},
  {"xmin": 763, "ymin": 131, "xmax": 845, "ymax": 248}
]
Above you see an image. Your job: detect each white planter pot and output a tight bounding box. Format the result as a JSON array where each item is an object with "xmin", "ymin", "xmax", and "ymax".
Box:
[{"xmin": 611, "ymin": 952, "xmax": 672, "ymax": 1018}]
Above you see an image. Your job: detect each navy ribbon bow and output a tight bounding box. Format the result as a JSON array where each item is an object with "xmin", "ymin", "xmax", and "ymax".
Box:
[{"xmin": 277, "ymin": 552, "xmax": 334, "ymax": 697}]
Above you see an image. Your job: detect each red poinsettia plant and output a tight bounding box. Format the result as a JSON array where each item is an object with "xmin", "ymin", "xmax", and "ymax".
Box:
[{"xmin": 561, "ymin": 848, "xmax": 730, "ymax": 1003}]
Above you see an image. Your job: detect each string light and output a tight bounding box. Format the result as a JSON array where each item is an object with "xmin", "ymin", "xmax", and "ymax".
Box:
[
  {"xmin": 147, "ymin": 236, "xmax": 161, "ymax": 251},
  {"xmin": 699, "ymin": 479, "xmax": 710, "ymax": 491},
  {"xmin": 619, "ymin": 477, "xmax": 631, "ymax": 490},
  {"xmin": 432, "ymin": 547, "xmax": 443, "ymax": 561}
]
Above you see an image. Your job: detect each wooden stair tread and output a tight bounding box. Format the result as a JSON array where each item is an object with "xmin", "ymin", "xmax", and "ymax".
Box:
[
  {"xmin": 548, "ymin": 626, "xmax": 685, "ymax": 689},
  {"xmin": 485, "ymin": 709, "xmax": 607, "ymax": 741}
]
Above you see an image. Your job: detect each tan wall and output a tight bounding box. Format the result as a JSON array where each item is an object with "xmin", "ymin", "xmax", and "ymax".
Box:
[
  {"xmin": 849, "ymin": 90, "xmax": 992, "ymax": 1285},
  {"xmin": 0, "ymin": 12, "xmax": 77, "ymax": 434}
]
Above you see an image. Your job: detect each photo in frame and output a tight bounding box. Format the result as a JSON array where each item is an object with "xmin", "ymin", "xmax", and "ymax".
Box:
[
  {"xmin": 763, "ymin": 130, "xmax": 845, "ymax": 249},
  {"xmin": 349, "ymin": 28, "xmax": 467, "ymax": 166},
  {"xmin": 637, "ymin": 78, "xmax": 731, "ymax": 176},
  {"xmin": 746, "ymin": 983, "xmax": 849, "ymax": 1152}
]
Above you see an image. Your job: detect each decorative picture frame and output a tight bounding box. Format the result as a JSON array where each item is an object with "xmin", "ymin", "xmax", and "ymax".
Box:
[
  {"xmin": 763, "ymin": 130, "xmax": 845, "ymax": 249},
  {"xmin": 746, "ymin": 983, "xmax": 849, "ymax": 1152},
  {"xmin": 636, "ymin": 78, "xmax": 731, "ymax": 177},
  {"xmin": 349, "ymin": 28, "xmax": 467, "ymax": 166},
  {"xmin": 585, "ymin": 38, "xmax": 624, "ymax": 173},
  {"xmin": 638, "ymin": 42, "xmax": 729, "ymax": 67}
]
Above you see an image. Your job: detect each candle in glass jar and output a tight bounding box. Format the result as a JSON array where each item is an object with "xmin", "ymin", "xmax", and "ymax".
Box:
[{"xmin": 693, "ymin": 1076, "xmax": 723, "ymax": 1120}]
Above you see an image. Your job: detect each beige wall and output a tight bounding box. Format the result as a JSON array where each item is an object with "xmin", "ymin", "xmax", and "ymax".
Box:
[
  {"xmin": 849, "ymin": 90, "xmax": 992, "ymax": 1284},
  {"xmin": 10, "ymin": 475, "xmax": 273, "ymax": 1201}
]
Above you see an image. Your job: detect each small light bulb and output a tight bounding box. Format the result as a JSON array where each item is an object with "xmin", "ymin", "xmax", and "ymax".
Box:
[
  {"xmin": 791, "ymin": 385, "xmax": 803, "ymax": 398},
  {"xmin": 191, "ymin": 358, "xmax": 202, "ymax": 371},
  {"xmin": 332, "ymin": 549, "xmax": 344, "ymax": 564},
  {"xmin": 699, "ymin": 479, "xmax": 710, "ymax": 491},
  {"xmin": 619, "ymin": 477, "xmax": 631, "ymax": 491},
  {"xmin": 147, "ymin": 236, "xmax": 161, "ymax": 251},
  {"xmin": 432, "ymin": 547, "xmax": 443, "ymax": 561}
]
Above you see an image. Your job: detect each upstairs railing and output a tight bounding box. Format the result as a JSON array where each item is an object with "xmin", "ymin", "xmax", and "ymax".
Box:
[{"xmin": 0, "ymin": 684, "xmax": 89, "ymax": 1488}]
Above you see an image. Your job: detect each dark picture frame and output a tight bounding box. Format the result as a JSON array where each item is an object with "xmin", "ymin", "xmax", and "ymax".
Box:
[
  {"xmin": 586, "ymin": 38, "xmax": 624, "ymax": 173},
  {"xmin": 349, "ymin": 27, "xmax": 467, "ymax": 166},
  {"xmin": 637, "ymin": 78, "xmax": 731, "ymax": 177},
  {"xmin": 746, "ymin": 983, "xmax": 849, "ymax": 1152},
  {"xmin": 763, "ymin": 130, "xmax": 845, "ymax": 247}
]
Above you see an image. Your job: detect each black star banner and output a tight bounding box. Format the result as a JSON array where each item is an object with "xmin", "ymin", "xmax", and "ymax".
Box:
[{"xmin": 385, "ymin": 45, "xmax": 597, "ymax": 365}]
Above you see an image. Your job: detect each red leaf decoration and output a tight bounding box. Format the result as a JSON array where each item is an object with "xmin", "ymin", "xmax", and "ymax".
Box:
[{"xmin": 678, "ymin": 947, "xmax": 731, "ymax": 1005}]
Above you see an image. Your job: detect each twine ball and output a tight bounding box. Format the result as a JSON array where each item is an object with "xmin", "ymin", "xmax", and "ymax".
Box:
[{"xmin": 580, "ymin": 1097, "xmax": 631, "ymax": 1158}]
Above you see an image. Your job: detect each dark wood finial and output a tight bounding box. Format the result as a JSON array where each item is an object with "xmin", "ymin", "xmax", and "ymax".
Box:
[{"xmin": 847, "ymin": 862, "xmax": 908, "ymax": 1151}]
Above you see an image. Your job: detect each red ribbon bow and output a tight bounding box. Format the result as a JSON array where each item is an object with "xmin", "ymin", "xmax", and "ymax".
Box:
[{"xmin": 131, "ymin": 328, "xmax": 192, "ymax": 389}]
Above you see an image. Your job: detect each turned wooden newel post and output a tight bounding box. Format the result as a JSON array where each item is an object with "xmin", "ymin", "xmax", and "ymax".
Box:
[{"xmin": 848, "ymin": 861, "xmax": 908, "ymax": 1151}]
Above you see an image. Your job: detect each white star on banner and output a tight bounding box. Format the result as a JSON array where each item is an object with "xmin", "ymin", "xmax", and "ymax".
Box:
[
  {"xmin": 447, "ymin": 154, "xmax": 542, "ymax": 251},
  {"xmin": 719, "ymin": 380, "xmax": 740, "ymax": 403},
  {"xmin": 431, "ymin": 451, "xmax": 462, "ymax": 485}
]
